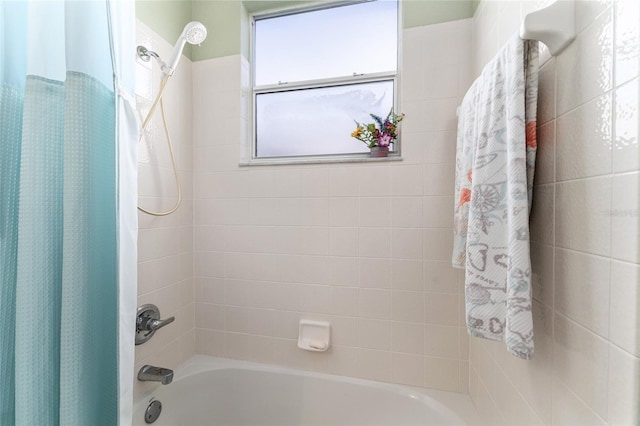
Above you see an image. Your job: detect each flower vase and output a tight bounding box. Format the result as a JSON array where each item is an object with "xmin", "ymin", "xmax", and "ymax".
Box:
[{"xmin": 370, "ymin": 146, "xmax": 389, "ymax": 158}]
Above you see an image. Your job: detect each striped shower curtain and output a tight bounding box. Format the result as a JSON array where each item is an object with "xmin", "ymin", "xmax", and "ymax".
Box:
[{"xmin": 0, "ymin": 1, "xmax": 137, "ymax": 424}]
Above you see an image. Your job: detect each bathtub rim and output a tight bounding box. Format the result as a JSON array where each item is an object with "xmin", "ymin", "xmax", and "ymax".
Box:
[{"xmin": 133, "ymin": 354, "xmax": 479, "ymax": 425}]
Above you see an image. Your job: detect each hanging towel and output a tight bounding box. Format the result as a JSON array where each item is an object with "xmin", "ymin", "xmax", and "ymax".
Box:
[{"xmin": 452, "ymin": 35, "xmax": 539, "ymax": 360}]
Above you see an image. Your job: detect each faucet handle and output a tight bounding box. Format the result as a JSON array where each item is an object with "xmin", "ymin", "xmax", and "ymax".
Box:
[
  {"xmin": 139, "ymin": 315, "xmax": 175, "ymax": 332},
  {"xmin": 135, "ymin": 304, "xmax": 175, "ymax": 345}
]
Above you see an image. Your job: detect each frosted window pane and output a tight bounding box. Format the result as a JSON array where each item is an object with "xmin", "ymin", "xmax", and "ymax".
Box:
[
  {"xmin": 255, "ymin": 1, "xmax": 397, "ymax": 86},
  {"xmin": 256, "ymin": 81, "xmax": 394, "ymax": 158}
]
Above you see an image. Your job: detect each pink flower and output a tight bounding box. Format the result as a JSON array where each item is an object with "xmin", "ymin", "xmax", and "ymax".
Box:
[{"xmin": 378, "ymin": 133, "xmax": 392, "ymax": 147}]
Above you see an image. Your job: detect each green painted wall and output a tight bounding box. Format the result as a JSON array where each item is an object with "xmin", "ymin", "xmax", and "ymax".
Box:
[
  {"xmin": 191, "ymin": 1, "xmax": 245, "ymax": 61},
  {"xmin": 136, "ymin": 0, "xmax": 475, "ymax": 62},
  {"xmin": 403, "ymin": 0, "xmax": 474, "ymax": 28},
  {"xmin": 472, "ymin": 0, "xmax": 481, "ymax": 15}
]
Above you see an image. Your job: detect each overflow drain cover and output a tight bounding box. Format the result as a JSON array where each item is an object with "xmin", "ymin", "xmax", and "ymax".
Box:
[{"xmin": 144, "ymin": 400, "xmax": 162, "ymax": 424}]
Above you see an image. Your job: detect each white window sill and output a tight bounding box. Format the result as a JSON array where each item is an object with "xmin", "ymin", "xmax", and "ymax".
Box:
[{"xmin": 239, "ymin": 154, "xmax": 403, "ymax": 167}]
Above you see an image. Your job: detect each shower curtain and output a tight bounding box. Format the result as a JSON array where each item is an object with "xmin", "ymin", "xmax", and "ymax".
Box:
[{"xmin": 0, "ymin": 1, "xmax": 137, "ymax": 424}]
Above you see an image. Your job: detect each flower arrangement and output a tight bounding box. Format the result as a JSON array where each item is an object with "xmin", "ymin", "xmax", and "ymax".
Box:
[{"xmin": 350, "ymin": 109, "xmax": 405, "ymax": 148}]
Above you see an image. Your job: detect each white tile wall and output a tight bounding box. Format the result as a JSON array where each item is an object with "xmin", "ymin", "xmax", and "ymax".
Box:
[
  {"xmin": 469, "ymin": 0, "xmax": 640, "ymax": 424},
  {"xmin": 191, "ymin": 19, "xmax": 473, "ymax": 392},
  {"xmin": 134, "ymin": 20, "xmax": 195, "ymax": 399},
  {"xmin": 135, "ymin": 1, "xmax": 639, "ymax": 419}
]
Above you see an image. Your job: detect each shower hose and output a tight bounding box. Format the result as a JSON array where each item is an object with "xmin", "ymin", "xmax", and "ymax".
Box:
[{"xmin": 137, "ymin": 75, "xmax": 182, "ymax": 216}]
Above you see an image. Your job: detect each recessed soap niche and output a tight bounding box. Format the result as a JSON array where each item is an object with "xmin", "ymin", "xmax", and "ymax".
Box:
[{"xmin": 297, "ymin": 320, "xmax": 330, "ymax": 352}]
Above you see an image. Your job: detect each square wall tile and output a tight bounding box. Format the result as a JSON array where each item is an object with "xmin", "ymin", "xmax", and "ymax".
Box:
[
  {"xmin": 556, "ymin": 93, "xmax": 612, "ymax": 181},
  {"xmin": 272, "ymin": 169, "xmax": 301, "ymax": 197},
  {"xmin": 423, "ymin": 196, "xmax": 454, "ymax": 228},
  {"xmin": 391, "ymin": 228, "xmax": 423, "ymax": 259},
  {"xmin": 391, "ymin": 165, "xmax": 423, "ymax": 196},
  {"xmin": 300, "ymin": 198, "xmax": 329, "ymax": 226},
  {"xmin": 225, "ymin": 332, "xmax": 252, "ymax": 360},
  {"xmin": 608, "ymin": 345, "xmax": 640, "ymax": 425},
  {"xmin": 425, "ymin": 324, "xmax": 459, "ymax": 359},
  {"xmin": 613, "ymin": 78, "xmax": 639, "ymax": 173},
  {"xmin": 423, "ymin": 261, "xmax": 458, "ymax": 294},
  {"xmin": 610, "ymin": 260, "xmax": 640, "ymax": 356},
  {"xmin": 530, "ymin": 242, "xmax": 554, "ymax": 308},
  {"xmin": 423, "ymin": 131, "xmax": 456, "ymax": 165},
  {"xmin": 424, "ymin": 63, "xmax": 460, "ymax": 99},
  {"xmin": 533, "ymin": 120, "xmax": 556, "ymax": 185},
  {"xmin": 392, "ymin": 353, "xmax": 425, "ymax": 387},
  {"xmin": 392, "ymin": 290, "xmax": 425, "ymax": 323},
  {"xmin": 423, "ymin": 228, "xmax": 454, "ymax": 261},
  {"xmin": 360, "ymin": 198, "xmax": 390, "ymax": 227},
  {"xmin": 392, "ymin": 321, "xmax": 424, "ymax": 355},
  {"xmin": 611, "ymin": 172, "xmax": 640, "ymax": 263},
  {"xmin": 391, "ymin": 197, "xmax": 423, "ymax": 228},
  {"xmin": 300, "ymin": 168, "xmax": 329, "ymax": 197},
  {"xmin": 615, "ymin": 0, "xmax": 640, "ymax": 87},
  {"xmin": 360, "ymin": 258, "xmax": 392, "ymax": 289},
  {"xmin": 359, "ymin": 167, "xmax": 391, "ymax": 197},
  {"xmin": 554, "ymin": 248, "xmax": 611, "ymax": 338},
  {"xmin": 359, "ymin": 289, "xmax": 392, "ymax": 320},
  {"xmin": 329, "ymin": 228, "xmax": 359, "ymax": 257},
  {"xmin": 518, "ymin": 301, "xmax": 554, "ymax": 424},
  {"xmin": 329, "ymin": 167, "xmax": 359, "ymax": 197},
  {"xmin": 553, "ymin": 313, "xmax": 610, "ymax": 418},
  {"xmin": 530, "ymin": 184, "xmax": 554, "ymax": 246},
  {"xmin": 360, "ymin": 318, "xmax": 392, "ymax": 351},
  {"xmin": 327, "ymin": 286, "xmax": 359, "ymax": 316},
  {"xmin": 425, "ymin": 292, "xmax": 459, "ymax": 326},
  {"xmin": 359, "ymin": 228, "xmax": 391, "ymax": 258},
  {"xmin": 328, "ymin": 346, "xmax": 360, "ymax": 377},
  {"xmin": 358, "ymin": 349, "xmax": 392, "ymax": 382},
  {"xmin": 328, "ymin": 197, "xmax": 359, "ymax": 227},
  {"xmin": 425, "ymin": 356, "xmax": 459, "ymax": 392},
  {"xmin": 392, "ymin": 259, "xmax": 423, "ymax": 291},
  {"xmin": 423, "ymin": 163, "xmax": 455, "ymax": 195},
  {"xmin": 551, "ymin": 378, "xmax": 607, "ymax": 426},
  {"xmin": 556, "ymin": 8, "xmax": 613, "ymax": 115},
  {"xmin": 555, "ymin": 177, "xmax": 611, "ymax": 257},
  {"xmin": 328, "ymin": 257, "xmax": 359, "ymax": 287},
  {"xmin": 537, "ymin": 59, "xmax": 556, "ymax": 125}
]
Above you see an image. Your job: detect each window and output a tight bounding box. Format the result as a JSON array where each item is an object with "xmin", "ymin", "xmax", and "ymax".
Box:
[{"xmin": 251, "ymin": 1, "xmax": 399, "ymax": 161}]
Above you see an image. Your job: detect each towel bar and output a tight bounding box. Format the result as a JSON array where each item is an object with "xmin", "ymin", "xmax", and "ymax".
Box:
[{"xmin": 520, "ymin": 0, "xmax": 576, "ymax": 56}]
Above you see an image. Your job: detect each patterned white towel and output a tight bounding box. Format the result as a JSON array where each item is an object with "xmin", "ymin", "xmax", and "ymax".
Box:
[{"xmin": 452, "ymin": 35, "xmax": 539, "ymax": 360}]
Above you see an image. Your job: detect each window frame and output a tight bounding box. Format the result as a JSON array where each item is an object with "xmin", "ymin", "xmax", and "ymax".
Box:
[{"xmin": 246, "ymin": 0, "xmax": 402, "ymax": 166}]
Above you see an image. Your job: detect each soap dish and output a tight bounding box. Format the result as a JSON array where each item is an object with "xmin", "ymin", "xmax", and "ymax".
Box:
[{"xmin": 297, "ymin": 320, "xmax": 330, "ymax": 352}]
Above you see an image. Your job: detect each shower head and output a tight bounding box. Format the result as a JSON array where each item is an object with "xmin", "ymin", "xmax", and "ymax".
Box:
[
  {"xmin": 183, "ymin": 21, "xmax": 207, "ymax": 44},
  {"xmin": 162, "ymin": 21, "xmax": 208, "ymax": 76}
]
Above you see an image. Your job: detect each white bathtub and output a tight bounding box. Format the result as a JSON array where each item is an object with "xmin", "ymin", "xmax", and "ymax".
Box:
[{"xmin": 133, "ymin": 355, "xmax": 478, "ymax": 426}]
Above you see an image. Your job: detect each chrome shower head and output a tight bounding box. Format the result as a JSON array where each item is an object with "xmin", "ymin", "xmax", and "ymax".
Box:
[{"xmin": 162, "ymin": 21, "xmax": 208, "ymax": 76}]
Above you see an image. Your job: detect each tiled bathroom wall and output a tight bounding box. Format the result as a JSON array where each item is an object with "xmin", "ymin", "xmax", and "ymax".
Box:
[
  {"xmin": 134, "ymin": 20, "xmax": 195, "ymax": 399},
  {"xmin": 191, "ymin": 19, "xmax": 473, "ymax": 392},
  {"xmin": 134, "ymin": 1, "xmax": 640, "ymax": 419},
  {"xmin": 468, "ymin": 0, "xmax": 640, "ymax": 424}
]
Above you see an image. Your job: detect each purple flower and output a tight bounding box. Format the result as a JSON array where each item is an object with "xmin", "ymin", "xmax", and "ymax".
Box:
[{"xmin": 378, "ymin": 132, "xmax": 392, "ymax": 147}]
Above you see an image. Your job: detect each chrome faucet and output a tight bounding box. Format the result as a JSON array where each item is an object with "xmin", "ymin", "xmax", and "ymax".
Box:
[
  {"xmin": 138, "ymin": 365, "xmax": 174, "ymax": 385},
  {"xmin": 136, "ymin": 304, "xmax": 175, "ymax": 345}
]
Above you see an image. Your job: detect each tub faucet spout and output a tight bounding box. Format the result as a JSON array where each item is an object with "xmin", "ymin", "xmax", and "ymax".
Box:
[{"xmin": 138, "ymin": 365, "xmax": 174, "ymax": 385}]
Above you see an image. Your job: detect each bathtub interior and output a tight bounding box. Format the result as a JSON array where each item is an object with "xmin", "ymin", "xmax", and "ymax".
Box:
[{"xmin": 133, "ymin": 356, "xmax": 478, "ymax": 426}]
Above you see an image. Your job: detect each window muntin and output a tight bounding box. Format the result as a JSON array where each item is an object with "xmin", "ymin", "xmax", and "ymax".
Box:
[{"xmin": 252, "ymin": 1, "xmax": 399, "ymax": 160}]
